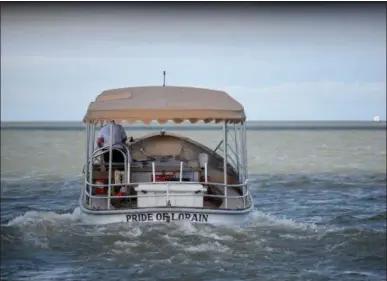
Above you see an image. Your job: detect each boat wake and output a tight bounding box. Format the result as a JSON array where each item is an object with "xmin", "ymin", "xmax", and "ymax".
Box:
[
  {"xmin": 5, "ymin": 209, "xmax": 81, "ymax": 227},
  {"xmin": 2, "ymin": 207, "xmax": 340, "ymax": 245},
  {"xmin": 2, "ymin": 207, "xmax": 385, "ymax": 281}
]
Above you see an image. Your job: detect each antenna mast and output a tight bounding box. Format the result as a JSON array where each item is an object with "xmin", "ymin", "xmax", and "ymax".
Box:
[{"xmin": 163, "ymin": 70, "xmax": 166, "ymax": 86}]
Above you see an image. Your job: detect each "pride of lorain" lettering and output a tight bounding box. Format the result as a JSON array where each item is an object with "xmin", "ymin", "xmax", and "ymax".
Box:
[{"xmin": 126, "ymin": 212, "xmax": 209, "ymax": 223}]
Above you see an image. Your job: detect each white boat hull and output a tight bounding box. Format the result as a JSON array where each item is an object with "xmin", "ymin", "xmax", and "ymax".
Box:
[{"xmin": 77, "ymin": 204, "xmax": 254, "ymax": 226}]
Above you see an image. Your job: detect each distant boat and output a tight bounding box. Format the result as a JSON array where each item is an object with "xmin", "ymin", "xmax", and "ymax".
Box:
[{"xmin": 373, "ymin": 115, "xmax": 381, "ymax": 122}]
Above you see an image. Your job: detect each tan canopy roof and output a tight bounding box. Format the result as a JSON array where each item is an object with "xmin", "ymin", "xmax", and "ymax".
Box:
[{"xmin": 83, "ymin": 86, "xmax": 246, "ymax": 124}]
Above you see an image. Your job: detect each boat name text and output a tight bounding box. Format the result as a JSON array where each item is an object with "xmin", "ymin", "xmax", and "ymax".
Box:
[{"xmin": 126, "ymin": 212, "xmax": 209, "ymax": 222}]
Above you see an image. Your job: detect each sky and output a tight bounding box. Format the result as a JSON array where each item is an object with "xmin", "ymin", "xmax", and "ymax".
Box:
[{"xmin": 1, "ymin": 3, "xmax": 386, "ymax": 121}]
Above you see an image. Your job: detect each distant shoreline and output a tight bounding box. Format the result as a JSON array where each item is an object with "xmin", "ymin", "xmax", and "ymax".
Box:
[{"xmin": 1, "ymin": 121, "xmax": 386, "ymax": 131}]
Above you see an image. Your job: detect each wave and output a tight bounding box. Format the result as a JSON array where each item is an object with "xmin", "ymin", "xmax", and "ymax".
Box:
[
  {"xmin": 254, "ymin": 172, "xmax": 387, "ymax": 187},
  {"xmin": 4, "ymin": 209, "xmax": 81, "ymax": 227},
  {"xmin": 2, "ymin": 208, "xmax": 385, "ymax": 281},
  {"xmin": 3, "ymin": 208, "xmax": 383, "ymax": 255},
  {"xmin": 10, "ymin": 268, "xmax": 78, "ymax": 281},
  {"xmin": 329, "ymin": 212, "xmax": 387, "ymax": 224},
  {"xmin": 250, "ymin": 210, "xmax": 321, "ymax": 232},
  {"xmin": 363, "ymin": 212, "xmax": 387, "ymax": 222}
]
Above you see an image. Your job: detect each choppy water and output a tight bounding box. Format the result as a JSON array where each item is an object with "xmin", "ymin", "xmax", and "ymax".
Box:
[{"xmin": 1, "ymin": 128, "xmax": 386, "ymax": 281}]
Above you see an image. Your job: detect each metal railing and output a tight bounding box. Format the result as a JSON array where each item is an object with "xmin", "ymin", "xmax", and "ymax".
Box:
[
  {"xmin": 212, "ymin": 125, "xmax": 243, "ymax": 177},
  {"xmin": 85, "ymin": 146, "xmax": 131, "ymax": 209},
  {"xmin": 83, "ymin": 181, "xmax": 251, "ymax": 211},
  {"xmin": 83, "ymin": 156, "xmax": 251, "ymax": 211},
  {"xmin": 83, "ymin": 188, "xmax": 251, "ymax": 203},
  {"xmin": 83, "ymin": 121, "xmax": 251, "ymax": 212}
]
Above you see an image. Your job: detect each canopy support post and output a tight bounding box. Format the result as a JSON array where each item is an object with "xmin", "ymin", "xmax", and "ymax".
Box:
[
  {"xmin": 84, "ymin": 123, "xmax": 90, "ymax": 205},
  {"xmin": 107, "ymin": 123, "xmax": 113, "ymax": 210},
  {"xmin": 223, "ymin": 121, "xmax": 228, "ymax": 209},
  {"xmin": 89, "ymin": 124, "xmax": 94, "ymax": 207},
  {"xmin": 234, "ymin": 123, "xmax": 240, "ymax": 181}
]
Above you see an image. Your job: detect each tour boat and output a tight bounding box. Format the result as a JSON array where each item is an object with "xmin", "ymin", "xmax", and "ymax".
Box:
[{"xmin": 79, "ymin": 80, "xmax": 254, "ymax": 225}]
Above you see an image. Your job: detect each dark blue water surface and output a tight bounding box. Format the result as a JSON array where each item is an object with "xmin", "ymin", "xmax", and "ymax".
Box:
[{"xmin": 1, "ymin": 171, "xmax": 386, "ymax": 281}]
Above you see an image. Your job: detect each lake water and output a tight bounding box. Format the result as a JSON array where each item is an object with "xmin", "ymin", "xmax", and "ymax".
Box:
[{"xmin": 1, "ymin": 126, "xmax": 386, "ymax": 281}]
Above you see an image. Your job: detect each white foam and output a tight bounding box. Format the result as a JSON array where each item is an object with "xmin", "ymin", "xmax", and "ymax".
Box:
[
  {"xmin": 82, "ymin": 225, "xmax": 109, "ymax": 237},
  {"xmin": 341, "ymin": 271, "xmax": 378, "ymax": 277},
  {"xmin": 118, "ymin": 226, "xmax": 143, "ymax": 238},
  {"xmin": 0, "ymin": 176, "xmax": 23, "ymax": 183},
  {"xmin": 184, "ymin": 241, "xmax": 231, "ymax": 254},
  {"xmin": 324, "ymin": 241, "xmax": 348, "ymax": 252},
  {"xmin": 14, "ymin": 267, "xmax": 75, "ymax": 281},
  {"xmin": 263, "ymin": 246, "xmax": 275, "ymax": 252},
  {"xmin": 251, "ymin": 210, "xmax": 319, "ymax": 231},
  {"xmin": 164, "ymin": 220, "xmax": 237, "ymax": 243},
  {"xmin": 6, "ymin": 210, "xmax": 80, "ymax": 227},
  {"xmin": 197, "ymin": 231, "xmax": 234, "ymax": 241},
  {"xmin": 113, "ymin": 240, "xmax": 139, "ymax": 248},
  {"xmin": 161, "ymin": 234, "xmax": 180, "ymax": 246},
  {"xmin": 279, "ymin": 233, "xmax": 317, "ymax": 240},
  {"xmin": 170, "ymin": 219, "xmax": 198, "ymax": 233}
]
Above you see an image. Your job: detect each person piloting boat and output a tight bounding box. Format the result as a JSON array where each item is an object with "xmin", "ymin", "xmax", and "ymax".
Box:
[{"xmin": 97, "ymin": 120, "xmax": 131, "ymax": 167}]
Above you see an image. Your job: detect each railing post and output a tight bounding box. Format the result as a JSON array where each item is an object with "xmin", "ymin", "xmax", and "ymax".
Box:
[
  {"xmin": 166, "ymin": 183, "xmax": 170, "ymax": 207},
  {"xmin": 89, "ymin": 124, "xmax": 95, "ymax": 206},
  {"xmin": 242, "ymin": 122, "xmax": 248, "ymax": 208},
  {"xmin": 179, "ymin": 161, "xmax": 183, "ymax": 182},
  {"xmin": 239, "ymin": 122, "xmax": 244, "ymax": 183},
  {"xmin": 204, "ymin": 162, "xmax": 208, "ymax": 183},
  {"xmin": 84, "ymin": 123, "xmax": 90, "ymax": 205},
  {"xmin": 152, "ymin": 162, "xmax": 156, "ymax": 183},
  {"xmin": 107, "ymin": 123, "xmax": 113, "ymax": 210},
  {"xmin": 243, "ymin": 187, "xmax": 246, "ymax": 208},
  {"xmin": 243, "ymin": 122, "xmax": 248, "ymax": 183},
  {"xmin": 127, "ymin": 153, "xmax": 131, "ymax": 184},
  {"xmin": 234, "ymin": 123, "xmax": 240, "ymax": 181},
  {"xmin": 91, "ymin": 124, "xmax": 95, "ymax": 157},
  {"xmin": 223, "ymin": 121, "xmax": 228, "ymax": 209}
]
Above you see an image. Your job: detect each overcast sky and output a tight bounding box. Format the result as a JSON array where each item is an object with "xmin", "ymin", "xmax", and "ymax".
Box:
[{"xmin": 1, "ymin": 3, "xmax": 386, "ymax": 121}]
